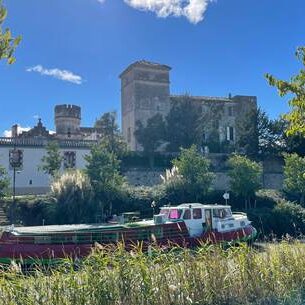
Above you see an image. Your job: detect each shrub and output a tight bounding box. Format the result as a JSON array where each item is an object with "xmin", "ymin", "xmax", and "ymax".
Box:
[{"xmin": 51, "ymin": 170, "xmax": 94, "ymax": 224}]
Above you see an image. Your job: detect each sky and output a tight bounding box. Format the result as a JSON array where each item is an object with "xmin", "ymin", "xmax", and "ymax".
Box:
[{"xmin": 1, "ymin": 0, "xmax": 304, "ymax": 136}]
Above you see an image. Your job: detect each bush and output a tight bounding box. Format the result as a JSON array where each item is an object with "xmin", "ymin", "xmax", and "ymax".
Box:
[
  {"xmin": 247, "ymin": 190, "xmax": 305, "ymax": 238},
  {"xmin": 51, "ymin": 170, "xmax": 95, "ymax": 224}
]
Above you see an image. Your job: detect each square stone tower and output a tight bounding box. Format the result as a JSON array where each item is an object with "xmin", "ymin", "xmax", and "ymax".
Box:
[{"xmin": 120, "ymin": 60, "xmax": 171, "ymax": 151}]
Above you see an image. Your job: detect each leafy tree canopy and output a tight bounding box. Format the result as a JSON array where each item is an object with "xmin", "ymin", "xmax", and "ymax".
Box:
[
  {"xmin": 40, "ymin": 141, "xmax": 62, "ymax": 178},
  {"xmin": 0, "ymin": 165, "xmax": 9, "ymax": 198},
  {"xmin": 228, "ymin": 154, "xmax": 262, "ymax": 209},
  {"xmin": 0, "ymin": 1, "xmax": 21, "ymax": 64},
  {"xmin": 166, "ymin": 94, "xmax": 200, "ymax": 152},
  {"xmin": 266, "ymin": 47, "xmax": 305, "ymax": 136},
  {"xmin": 283, "ymin": 153, "xmax": 305, "ymax": 205},
  {"xmin": 172, "ymin": 145, "xmax": 215, "ymax": 198},
  {"xmin": 134, "ymin": 113, "xmax": 166, "ymax": 154},
  {"xmin": 85, "ymin": 144, "xmax": 125, "ymax": 218},
  {"xmin": 94, "ymin": 111, "xmax": 127, "ymax": 157}
]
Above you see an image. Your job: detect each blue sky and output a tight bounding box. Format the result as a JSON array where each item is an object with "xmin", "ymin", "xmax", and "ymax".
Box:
[{"xmin": 1, "ymin": 0, "xmax": 304, "ymax": 135}]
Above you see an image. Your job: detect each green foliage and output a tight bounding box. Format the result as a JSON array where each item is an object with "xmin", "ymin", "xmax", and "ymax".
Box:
[
  {"xmin": 172, "ymin": 145, "xmax": 215, "ymax": 199},
  {"xmin": 134, "ymin": 113, "xmax": 166, "ymax": 154},
  {"xmin": 166, "ymin": 94, "xmax": 200, "ymax": 152},
  {"xmin": 0, "ymin": 165, "xmax": 9, "ymax": 198},
  {"xmin": 266, "ymin": 46, "xmax": 305, "ymax": 136},
  {"xmin": 94, "ymin": 111, "xmax": 127, "ymax": 157},
  {"xmin": 121, "ymin": 152, "xmax": 173, "ymax": 169},
  {"xmin": 51, "ymin": 170, "xmax": 94, "ymax": 224},
  {"xmin": 228, "ymin": 154, "xmax": 262, "ymax": 208},
  {"xmin": 283, "ymin": 153, "xmax": 305, "ymax": 205},
  {"xmin": 248, "ymin": 190, "xmax": 305, "ymax": 238},
  {"xmin": 3, "ymin": 243, "xmax": 305, "ymax": 304},
  {"xmin": 40, "ymin": 141, "xmax": 63, "ymax": 178},
  {"xmin": 85, "ymin": 144, "xmax": 125, "ymax": 219},
  {"xmin": 236, "ymin": 107, "xmax": 259, "ymax": 157},
  {"xmin": 0, "ymin": 1, "xmax": 21, "ymax": 64},
  {"xmin": 134, "ymin": 113, "xmax": 166, "ymax": 167},
  {"xmin": 2, "ymin": 195, "xmax": 56, "ymax": 226}
]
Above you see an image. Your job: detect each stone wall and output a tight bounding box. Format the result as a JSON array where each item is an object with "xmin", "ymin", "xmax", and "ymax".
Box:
[{"xmin": 124, "ymin": 156, "xmax": 285, "ymax": 190}]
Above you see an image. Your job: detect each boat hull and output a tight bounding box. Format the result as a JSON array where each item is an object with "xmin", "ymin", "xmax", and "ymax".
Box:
[{"xmin": 0, "ymin": 224, "xmax": 257, "ymax": 264}]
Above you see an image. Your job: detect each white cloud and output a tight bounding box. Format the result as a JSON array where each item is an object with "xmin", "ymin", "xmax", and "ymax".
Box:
[
  {"xmin": 123, "ymin": 0, "xmax": 211, "ymax": 24},
  {"xmin": 26, "ymin": 65, "xmax": 83, "ymax": 85},
  {"xmin": 97, "ymin": 0, "xmax": 106, "ymax": 3},
  {"xmin": 3, "ymin": 125, "xmax": 31, "ymax": 137}
]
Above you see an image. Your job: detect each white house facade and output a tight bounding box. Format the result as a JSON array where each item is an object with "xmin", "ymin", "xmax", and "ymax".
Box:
[{"xmin": 0, "ymin": 137, "xmax": 94, "ymax": 195}]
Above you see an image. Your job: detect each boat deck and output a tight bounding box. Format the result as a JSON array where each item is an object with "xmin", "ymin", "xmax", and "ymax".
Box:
[{"xmin": 6, "ymin": 220, "xmax": 160, "ymax": 236}]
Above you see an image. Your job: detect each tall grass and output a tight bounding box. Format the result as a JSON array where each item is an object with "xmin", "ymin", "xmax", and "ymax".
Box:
[{"xmin": 1, "ymin": 242, "xmax": 305, "ymax": 304}]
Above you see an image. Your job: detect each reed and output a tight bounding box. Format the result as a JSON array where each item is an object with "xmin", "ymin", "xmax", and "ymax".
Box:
[{"xmin": 0, "ymin": 242, "xmax": 305, "ymax": 305}]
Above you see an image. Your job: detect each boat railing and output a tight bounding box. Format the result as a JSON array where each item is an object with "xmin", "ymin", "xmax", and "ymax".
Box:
[{"xmin": 232, "ymin": 212, "xmax": 247, "ymax": 216}]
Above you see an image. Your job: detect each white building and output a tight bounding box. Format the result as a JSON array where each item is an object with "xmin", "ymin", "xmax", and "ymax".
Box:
[
  {"xmin": 0, "ymin": 137, "xmax": 95, "ymax": 195},
  {"xmin": 0, "ymin": 104, "xmax": 100, "ymax": 195}
]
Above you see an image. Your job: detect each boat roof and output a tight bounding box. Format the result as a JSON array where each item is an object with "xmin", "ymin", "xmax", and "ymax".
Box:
[
  {"xmin": 161, "ymin": 203, "xmax": 231, "ymax": 209},
  {"xmin": 5, "ymin": 220, "xmax": 156, "ymax": 236}
]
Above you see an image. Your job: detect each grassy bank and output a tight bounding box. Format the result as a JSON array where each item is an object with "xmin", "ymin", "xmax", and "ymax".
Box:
[{"xmin": 1, "ymin": 242, "xmax": 305, "ymax": 305}]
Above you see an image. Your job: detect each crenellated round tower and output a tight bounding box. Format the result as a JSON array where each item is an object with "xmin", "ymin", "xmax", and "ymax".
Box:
[{"xmin": 54, "ymin": 104, "xmax": 81, "ymax": 139}]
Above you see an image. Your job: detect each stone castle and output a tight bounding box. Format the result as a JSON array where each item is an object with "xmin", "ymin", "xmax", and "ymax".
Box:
[
  {"xmin": 120, "ymin": 60, "xmax": 257, "ymax": 151},
  {"xmin": 0, "ymin": 60, "xmax": 277, "ymax": 195},
  {"xmin": 12, "ymin": 104, "xmax": 103, "ymax": 141}
]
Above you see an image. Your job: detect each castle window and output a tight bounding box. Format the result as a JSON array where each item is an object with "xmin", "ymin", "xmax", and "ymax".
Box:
[
  {"xmin": 63, "ymin": 151, "xmax": 76, "ymax": 169},
  {"xmin": 226, "ymin": 126, "xmax": 234, "ymax": 141}
]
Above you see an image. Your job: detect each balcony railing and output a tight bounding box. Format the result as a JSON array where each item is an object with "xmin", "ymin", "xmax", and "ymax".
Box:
[{"xmin": 0, "ymin": 137, "xmax": 98, "ymax": 148}]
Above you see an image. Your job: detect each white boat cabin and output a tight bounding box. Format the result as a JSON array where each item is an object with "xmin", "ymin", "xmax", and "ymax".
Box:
[{"xmin": 155, "ymin": 203, "xmax": 251, "ymax": 237}]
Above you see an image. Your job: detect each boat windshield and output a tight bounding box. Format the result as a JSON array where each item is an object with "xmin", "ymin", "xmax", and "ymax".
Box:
[
  {"xmin": 168, "ymin": 209, "xmax": 183, "ymax": 220},
  {"xmin": 213, "ymin": 208, "xmax": 232, "ymax": 219},
  {"xmin": 160, "ymin": 209, "xmax": 170, "ymax": 218}
]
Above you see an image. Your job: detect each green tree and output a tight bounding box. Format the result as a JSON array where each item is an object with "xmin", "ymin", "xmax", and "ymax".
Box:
[
  {"xmin": 85, "ymin": 144, "xmax": 125, "ymax": 219},
  {"xmin": 0, "ymin": 1, "xmax": 21, "ymax": 64},
  {"xmin": 166, "ymin": 94, "xmax": 200, "ymax": 152},
  {"xmin": 40, "ymin": 141, "xmax": 63, "ymax": 178},
  {"xmin": 172, "ymin": 145, "xmax": 215, "ymax": 200},
  {"xmin": 228, "ymin": 154, "xmax": 262, "ymax": 209},
  {"xmin": 134, "ymin": 113, "xmax": 166, "ymax": 167},
  {"xmin": 94, "ymin": 111, "xmax": 126, "ymax": 157},
  {"xmin": 283, "ymin": 153, "xmax": 305, "ymax": 205},
  {"xmin": 266, "ymin": 47, "xmax": 305, "ymax": 136},
  {"xmin": 0, "ymin": 165, "xmax": 9, "ymax": 198},
  {"xmin": 236, "ymin": 107, "xmax": 259, "ymax": 157}
]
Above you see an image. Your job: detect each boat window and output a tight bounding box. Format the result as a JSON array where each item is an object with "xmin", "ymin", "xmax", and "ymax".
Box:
[
  {"xmin": 213, "ymin": 208, "xmax": 232, "ymax": 219},
  {"xmin": 183, "ymin": 209, "xmax": 191, "ymax": 220},
  {"xmin": 224, "ymin": 208, "xmax": 232, "ymax": 217},
  {"xmin": 169, "ymin": 209, "xmax": 183, "ymax": 220},
  {"xmin": 101, "ymin": 232, "xmax": 118, "ymax": 242},
  {"xmin": 160, "ymin": 209, "xmax": 170, "ymax": 218},
  {"xmin": 193, "ymin": 208, "xmax": 202, "ymax": 219},
  {"xmin": 34, "ymin": 236, "xmax": 51, "ymax": 244},
  {"xmin": 213, "ymin": 209, "xmax": 221, "ymax": 218}
]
